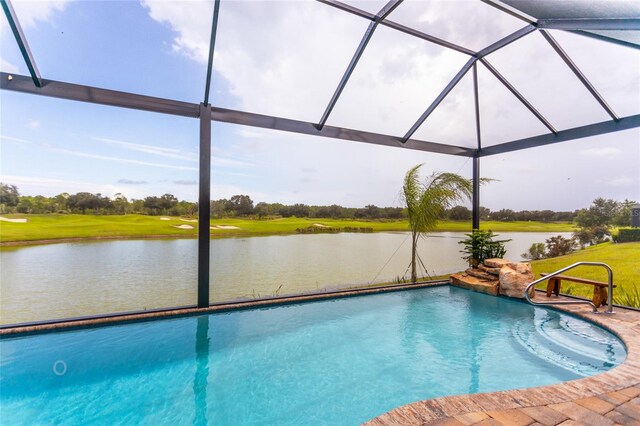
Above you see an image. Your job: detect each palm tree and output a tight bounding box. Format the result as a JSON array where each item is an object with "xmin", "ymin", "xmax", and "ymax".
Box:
[{"xmin": 402, "ymin": 164, "xmax": 473, "ymax": 283}]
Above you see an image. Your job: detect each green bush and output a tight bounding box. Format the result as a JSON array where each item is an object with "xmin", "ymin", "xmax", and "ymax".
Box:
[
  {"xmin": 459, "ymin": 230, "xmax": 511, "ymax": 267},
  {"xmin": 545, "ymin": 235, "xmax": 576, "ymax": 257},
  {"xmin": 617, "ymin": 228, "xmax": 640, "ymax": 243},
  {"xmin": 522, "ymin": 242, "xmax": 546, "ymax": 260}
]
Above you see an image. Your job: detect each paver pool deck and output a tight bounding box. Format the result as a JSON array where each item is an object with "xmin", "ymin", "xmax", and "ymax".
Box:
[{"xmin": 366, "ymin": 295, "xmax": 640, "ymax": 426}]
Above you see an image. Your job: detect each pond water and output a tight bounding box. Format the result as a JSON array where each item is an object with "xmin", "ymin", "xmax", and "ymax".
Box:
[{"xmin": 0, "ymin": 232, "xmax": 569, "ymax": 324}]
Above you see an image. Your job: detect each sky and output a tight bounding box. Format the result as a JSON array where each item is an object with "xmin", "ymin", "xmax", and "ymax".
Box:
[{"xmin": 0, "ymin": 0, "xmax": 639, "ymax": 211}]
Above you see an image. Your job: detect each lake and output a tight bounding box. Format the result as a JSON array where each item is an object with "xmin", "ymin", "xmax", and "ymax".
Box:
[{"xmin": 0, "ymin": 232, "xmax": 569, "ymax": 325}]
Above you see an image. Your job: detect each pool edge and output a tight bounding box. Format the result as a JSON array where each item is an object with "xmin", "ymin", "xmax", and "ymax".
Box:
[
  {"xmin": 0, "ymin": 280, "xmax": 449, "ymax": 337},
  {"xmin": 365, "ymin": 297, "xmax": 640, "ymax": 425}
]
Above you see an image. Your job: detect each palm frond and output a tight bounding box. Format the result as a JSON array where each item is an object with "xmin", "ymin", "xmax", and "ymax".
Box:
[{"xmin": 401, "ymin": 164, "xmax": 483, "ymax": 283}]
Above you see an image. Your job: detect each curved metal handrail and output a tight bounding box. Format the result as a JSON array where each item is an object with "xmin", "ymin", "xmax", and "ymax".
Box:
[{"xmin": 524, "ymin": 261, "xmax": 614, "ymax": 314}]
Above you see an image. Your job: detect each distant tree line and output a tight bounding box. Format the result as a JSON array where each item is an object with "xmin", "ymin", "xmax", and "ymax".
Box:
[
  {"xmin": 211, "ymin": 196, "xmax": 406, "ymax": 220},
  {"xmin": 0, "ymin": 183, "xmax": 197, "ymax": 216},
  {"xmin": 1, "ymin": 184, "xmax": 635, "ymax": 226},
  {"xmin": 442, "ymin": 205, "xmax": 575, "ymax": 222}
]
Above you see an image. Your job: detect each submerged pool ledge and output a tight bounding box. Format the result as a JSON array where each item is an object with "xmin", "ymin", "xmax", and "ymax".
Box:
[
  {"xmin": 0, "ymin": 280, "xmax": 449, "ymax": 337},
  {"xmin": 366, "ymin": 297, "xmax": 640, "ymax": 425}
]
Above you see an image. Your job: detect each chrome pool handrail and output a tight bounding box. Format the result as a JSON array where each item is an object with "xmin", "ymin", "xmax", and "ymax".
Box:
[{"xmin": 524, "ymin": 261, "xmax": 614, "ymax": 314}]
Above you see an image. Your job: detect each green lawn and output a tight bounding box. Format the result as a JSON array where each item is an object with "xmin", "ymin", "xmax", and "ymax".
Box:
[
  {"xmin": 0, "ymin": 214, "xmax": 575, "ymax": 244},
  {"xmin": 530, "ymin": 242, "xmax": 640, "ymax": 308}
]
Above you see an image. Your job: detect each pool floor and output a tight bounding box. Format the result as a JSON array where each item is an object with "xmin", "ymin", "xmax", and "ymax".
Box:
[{"xmin": 366, "ymin": 297, "xmax": 640, "ymax": 425}]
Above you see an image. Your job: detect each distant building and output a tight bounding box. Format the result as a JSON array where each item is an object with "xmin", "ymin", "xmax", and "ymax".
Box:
[{"xmin": 632, "ymin": 204, "xmax": 640, "ymax": 228}]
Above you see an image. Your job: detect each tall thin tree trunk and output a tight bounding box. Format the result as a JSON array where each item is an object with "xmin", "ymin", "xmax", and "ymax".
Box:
[{"xmin": 411, "ymin": 231, "xmax": 418, "ymax": 283}]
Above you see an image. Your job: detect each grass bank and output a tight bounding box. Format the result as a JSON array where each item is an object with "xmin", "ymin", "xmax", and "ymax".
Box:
[
  {"xmin": 530, "ymin": 242, "xmax": 640, "ymax": 308},
  {"xmin": 0, "ymin": 214, "xmax": 575, "ymax": 245}
]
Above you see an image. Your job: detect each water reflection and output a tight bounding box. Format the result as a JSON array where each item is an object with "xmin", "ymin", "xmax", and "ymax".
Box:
[
  {"xmin": 398, "ymin": 288, "xmax": 526, "ymax": 395},
  {"xmin": 1, "ymin": 232, "xmax": 571, "ymax": 324},
  {"xmin": 194, "ymin": 316, "xmax": 210, "ymax": 426}
]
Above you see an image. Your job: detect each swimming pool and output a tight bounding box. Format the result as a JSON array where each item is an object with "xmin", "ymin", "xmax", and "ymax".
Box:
[{"xmin": 0, "ymin": 286, "xmax": 626, "ymax": 425}]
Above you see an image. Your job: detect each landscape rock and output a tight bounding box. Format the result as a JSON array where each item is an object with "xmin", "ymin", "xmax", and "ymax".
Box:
[
  {"xmin": 465, "ymin": 268, "xmax": 496, "ymax": 281},
  {"xmin": 478, "ymin": 264, "xmax": 501, "ymax": 276},
  {"xmin": 450, "ymin": 273, "xmax": 499, "ymax": 296},
  {"xmin": 484, "ymin": 258, "xmax": 513, "ymax": 269},
  {"xmin": 499, "ymin": 262, "xmax": 535, "ymax": 299}
]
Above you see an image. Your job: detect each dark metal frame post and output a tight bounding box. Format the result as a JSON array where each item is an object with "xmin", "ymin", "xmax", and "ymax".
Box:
[
  {"xmin": 472, "ymin": 63, "xmax": 482, "ymax": 150},
  {"xmin": 316, "ymin": 0, "xmax": 402, "ymax": 130},
  {"xmin": 472, "ymin": 65, "xmax": 481, "ymax": 231},
  {"xmin": 198, "ymin": 103, "xmax": 212, "ymax": 308},
  {"xmin": 479, "ymin": 114, "xmax": 640, "ymax": 156},
  {"xmin": 1, "ymin": 0, "xmax": 42, "ymax": 87},
  {"xmin": 203, "ymin": 0, "xmax": 221, "ymax": 106},
  {"xmin": 480, "ymin": 58, "xmax": 557, "ymax": 134},
  {"xmin": 540, "ymin": 30, "xmax": 619, "ymax": 121},
  {"xmin": 3, "ymin": 72, "xmax": 639, "ymax": 159},
  {"xmin": 402, "ymin": 57, "xmax": 477, "ymax": 142},
  {"xmin": 472, "ymin": 155, "xmax": 480, "ymax": 230},
  {"xmin": 0, "ymin": 72, "xmax": 473, "ymax": 157}
]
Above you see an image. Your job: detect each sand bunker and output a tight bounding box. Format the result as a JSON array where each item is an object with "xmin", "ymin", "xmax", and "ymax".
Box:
[
  {"xmin": 174, "ymin": 224, "xmax": 194, "ymax": 230},
  {"xmin": 180, "ymin": 219, "xmax": 198, "ymax": 223},
  {"xmin": 213, "ymin": 225, "xmax": 240, "ymax": 230},
  {"xmin": 0, "ymin": 217, "xmax": 28, "ymax": 223},
  {"xmin": 160, "ymin": 217, "xmax": 171, "ymax": 221}
]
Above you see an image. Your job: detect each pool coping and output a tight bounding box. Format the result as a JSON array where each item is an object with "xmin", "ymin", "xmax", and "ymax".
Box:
[
  {"xmin": 0, "ymin": 280, "xmax": 449, "ymax": 337},
  {"xmin": 365, "ymin": 295, "xmax": 640, "ymax": 425}
]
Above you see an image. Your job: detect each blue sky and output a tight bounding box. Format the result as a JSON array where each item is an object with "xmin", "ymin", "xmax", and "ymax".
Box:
[{"xmin": 1, "ymin": 0, "xmax": 639, "ymax": 210}]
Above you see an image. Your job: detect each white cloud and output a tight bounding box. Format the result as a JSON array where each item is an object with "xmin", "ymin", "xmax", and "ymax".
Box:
[
  {"xmin": 211, "ymin": 156, "xmax": 254, "ymax": 169},
  {"xmin": 172, "ymin": 179, "xmax": 196, "ymax": 186},
  {"xmin": 9, "ymin": 0, "xmax": 71, "ymax": 29},
  {"xmin": 211, "ymin": 182, "xmax": 267, "ymax": 201},
  {"xmin": 580, "ymin": 147, "xmax": 622, "ymax": 159},
  {"xmin": 27, "ymin": 120, "xmax": 40, "ymax": 129},
  {"xmin": 0, "ymin": 135, "xmax": 32, "ymax": 144},
  {"xmin": 141, "ymin": 1, "xmax": 638, "ymax": 146},
  {"xmin": 93, "ymin": 137, "xmax": 197, "ymax": 162},
  {"xmin": 0, "ymin": 175, "xmax": 88, "ymax": 189},
  {"xmin": 0, "ymin": 57, "xmax": 19, "ymax": 73},
  {"xmin": 395, "ymin": 0, "xmax": 525, "ymax": 50},
  {"xmin": 50, "ymin": 147, "xmax": 198, "ymax": 171},
  {"xmin": 142, "ymin": 1, "xmax": 378, "ymax": 123},
  {"xmin": 118, "ymin": 179, "xmax": 148, "ymax": 185},
  {"xmin": 140, "ymin": 0, "xmax": 213, "ymax": 63},
  {"xmin": 602, "ymin": 176, "xmax": 634, "ymax": 187},
  {"xmin": 236, "ymin": 129, "xmax": 268, "ymax": 139},
  {"xmin": 1, "ymin": 1, "xmax": 72, "ymax": 77},
  {"xmin": 0, "ymin": 174, "xmax": 130, "ymax": 198}
]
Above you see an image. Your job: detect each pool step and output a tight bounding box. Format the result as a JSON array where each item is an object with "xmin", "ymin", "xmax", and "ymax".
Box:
[
  {"xmin": 511, "ymin": 312, "xmax": 624, "ymax": 376},
  {"xmin": 541, "ymin": 315, "xmax": 623, "ymax": 363}
]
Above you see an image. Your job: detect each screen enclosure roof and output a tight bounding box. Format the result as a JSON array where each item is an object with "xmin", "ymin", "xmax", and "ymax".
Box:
[{"xmin": 1, "ymin": 0, "xmax": 639, "ymax": 158}]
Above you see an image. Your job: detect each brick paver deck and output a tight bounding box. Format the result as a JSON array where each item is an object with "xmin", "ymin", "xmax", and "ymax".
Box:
[{"xmin": 366, "ymin": 298, "xmax": 640, "ymax": 426}]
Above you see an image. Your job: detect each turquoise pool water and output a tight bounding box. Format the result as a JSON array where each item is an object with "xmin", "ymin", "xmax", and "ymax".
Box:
[{"xmin": 0, "ymin": 286, "xmax": 626, "ymax": 425}]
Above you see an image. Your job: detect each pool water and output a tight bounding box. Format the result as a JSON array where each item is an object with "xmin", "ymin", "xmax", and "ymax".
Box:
[{"xmin": 0, "ymin": 286, "xmax": 626, "ymax": 425}]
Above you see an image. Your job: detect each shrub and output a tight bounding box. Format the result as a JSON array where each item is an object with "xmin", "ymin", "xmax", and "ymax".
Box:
[
  {"xmin": 617, "ymin": 228, "xmax": 640, "ymax": 243},
  {"xmin": 459, "ymin": 230, "xmax": 511, "ymax": 267},
  {"xmin": 522, "ymin": 242, "xmax": 546, "ymax": 260},
  {"xmin": 545, "ymin": 235, "xmax": 576, "ymax": 257},
  {"xmin": 613, "ymin": 285, "xmax": 640, "ymax": 309}
]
